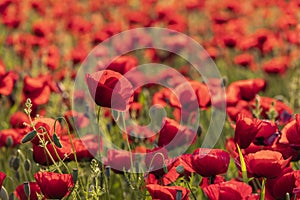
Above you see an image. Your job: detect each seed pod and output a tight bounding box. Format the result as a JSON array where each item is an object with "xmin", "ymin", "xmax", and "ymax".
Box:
[{"xmin": 21, "ymin": 130, "xmax": 37, "ymax": 143}]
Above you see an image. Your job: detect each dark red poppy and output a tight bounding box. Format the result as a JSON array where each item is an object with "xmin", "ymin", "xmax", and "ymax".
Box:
[
  {"xmin": 15, "ymin": 182, "xmax": 43, "ymax": 200},
  {"xmin": 266, "ymin": 168, "xmax": 300, "ymax": 199},
  {"xmin": 146, "ymin": 184, "xmax": 190, "ymax": 200},
  {"xmin": 192, "ymin": 148, "xmax": 230, "ymax": 177},
  {"xmin": 34, "ymin": 172, "xmax": 74, "ymax": 199},
  {"xmin": 202, "ymin": 180, "xmax": 253, "ymax": 200},
  {"xmin": 157, "ymin": 118, "xmax": 196, "ymax": 148},
  {"xmin": 234, "ymin": 114, "xmax": 262, "ymax": 149},
  {"xmin": 86, "ymin": 70, "xmax": 133, "ymax": 111},
  {"xmin": 0, "ymin": 172, "xmax": 6, "ymax": 188},
  {"xmin": 245, "ymin": 150, "xmax": 291, "ymax": 178}
]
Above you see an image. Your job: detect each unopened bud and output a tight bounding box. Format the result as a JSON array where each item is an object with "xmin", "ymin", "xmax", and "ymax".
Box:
[
  {"xmin": 24, "ymin": 159, "xmax": 31, "ymax": 171},
  {"xmin": 176, "ymin": 190, "xmax": 182, "ymax": 200},
  {"xmin": 105, "ymin": 166, "xmax": 111, "ymax": 179},
  {"xmin": 176, "ymin": 165, "xmax": 184, "ymax": 175},
  {"xmin": 12, "ymin": 157, "xmax": 20, "ymax": 171},
  {"xmin": 6, "ymin": 136, "xmax": 13, "ymax": 147},
  {"xmin": 72, "ymin": 168, "xmax": 78, "ymax": 183},
  {"xmin": 23, "ymin": 182, "xmax": 30, "ymax": 198}
]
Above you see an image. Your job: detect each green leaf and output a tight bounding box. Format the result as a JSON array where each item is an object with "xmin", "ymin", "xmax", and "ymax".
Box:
[{"xmin": 236, "ymin": 143, "xmax": 248, "ymax": 183}]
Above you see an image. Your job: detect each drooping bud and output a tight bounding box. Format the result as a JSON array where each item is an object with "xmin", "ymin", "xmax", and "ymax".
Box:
[
  {"xmin": 21, "ymin": 130, "xmax": 37, "ymax": 143},
  {"xmin": 72, "ymin": 168, "xmax": 78, "ymax": 184},
  {"xmin": 53, "ymin": 133, "xmax": 62, "ymax": 148}
]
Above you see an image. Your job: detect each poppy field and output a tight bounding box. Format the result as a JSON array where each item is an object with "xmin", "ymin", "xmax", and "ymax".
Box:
[{"xmin": 0, "ymin": 0, "xmax": 300, "ymax": 199}]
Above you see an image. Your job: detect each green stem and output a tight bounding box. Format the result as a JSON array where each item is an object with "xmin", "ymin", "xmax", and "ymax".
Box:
[{"xmin": 260, "ymin": 178, "xmax": 266, "ymax": 200}]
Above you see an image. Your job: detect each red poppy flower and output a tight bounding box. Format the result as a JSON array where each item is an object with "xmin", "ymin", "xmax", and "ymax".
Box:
[
  {"xmin": 234, "ymin": 114, "xmax": 262, "ymax": 149},
  {"xmin": 192, "ymin": 148, "xmax": 230, "ymax": 177},
  {"xmin": 267, "ymin": 168, "xmax": 300, "ymax": 199},
  {"xmin": 97, "ymin": 55, "xmax": 138, "ymax": 75},
  {"xmin": 233, "ymin": 53, "xmax": 256, "ymax": 70},
  {"xmin": 146, "ymin": 184, "xmax": 190, "ymax": 200},
  {"xmin": 22, "ymin": 75, "xmax": 51, "ymax": 106},
  {"xmin": 0, "ymin": 172, "xmax": 6, "ymax": 188},
  {"xmin": 279, "ymin": 114, "xmax": 300, "ymax": 148},
  {"xmin": 0, "ymin": 128, "xmax": 26, "ymax": 147},
  {"xmin": 263, "ymin": 56, "xmax": 290, "ymax": 75},
  {"xmin": 226, "ymin": 100, "xmax": 252, "ymax": 121},
  {"xmin": 9, "ymin": 111, "xmax": 29, "ymax": 129},
  {"xmin": 170, "ymin": 81, "xmax": 210, "ymax": 109},
  {"xmin": 202, "ymin": 180, "xmax": 252, "ymax": 200},
  {"xmin": 245, "ymin": 150, "xmax": 291, "ymax": 178},
  {"xmin": 86, "ymin": 70, "xmax": 134, "ymax": 111},
  {"xmin": 252, "ymin": 96, "xmax": 293, "ymax": 123},
  {"xmin": 152, "ymin": 88, "xmax": 172, "ymax": 107},
  {"xmin": 227, "ymin": 78, "xmax": 266, "ymax": 106},
  {"xmin": 148, "ymin": 154, "xmax": 195, "ymax": 186},
  {"xmin": 34, "ymin": 172, "xmax": 74, "ymax": 199},
  {"xmin": 15, "ymin": 182, "xmax": 43, "ymax": 200},
  {"xmin": 0, "ymin": 60, "xmax": 18, "ymax": 96},
  {"xmin": 158, "ymin": 118, "xmax": 196, "ymax": 148}
]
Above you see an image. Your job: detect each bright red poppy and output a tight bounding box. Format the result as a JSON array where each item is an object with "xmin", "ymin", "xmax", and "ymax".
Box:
[
  {"xmin": 34, "ymin": 172, "xmax": 74, "ymax": 199},
  {"xmin": 146, "ymin": 184, "xmax": 190, "ymax": 200},
  {"xmin": 15, "ymin": 182, "xmax": 43, "ymax": 200},
  {"xmin": 245, "ymin": 150, "xmax": 291, "ymax": 178},
  {"xmin": 202, "ymin": 180, "xmax": 253, "ymax": 200}
]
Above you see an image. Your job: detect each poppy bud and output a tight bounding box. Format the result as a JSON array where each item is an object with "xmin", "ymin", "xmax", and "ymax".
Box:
[
  {"xmin": 72, "ymin": 168, "xmax": 78, "ymax": 184},
  {"xmin": 11, "ymin": 156, "xmax": 20, "ymax": 171},
  {"xmin": 6, "ymin": 136, "xmax": 13, "ymax": 147},
  {"xmin": 176, "ymin": 190, "xmax": 182, "ymax": 200},
  {"xmin": 21, "ymin": 130, "xmax": 37, "ymax": 143},
  {"xmin": 176, "ymin": 165, "xmax": 185, "ymax": 175},
  {"xmin": 53, "ymin": 133, "xmax": 62, "ymax": 148},
  {"xmin": 105, "ymin": 166, "xmax": 110, "ymax": 179},
  {"xmin": 23, "ymin": 182, "xmax": 30, "ymax": 198},
  {"xmin": 23, "ymin": 159, "xmax": 31, "ymax": 172}
]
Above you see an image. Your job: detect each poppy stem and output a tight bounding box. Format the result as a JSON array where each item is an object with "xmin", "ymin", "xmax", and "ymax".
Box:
[
  {"xmin": 184, "ymin": 179, "xmax": 197, "ymax": 200},
  {"xmin": 259, "ymin": 177, "xmax": 266, "ymax": 200}
]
